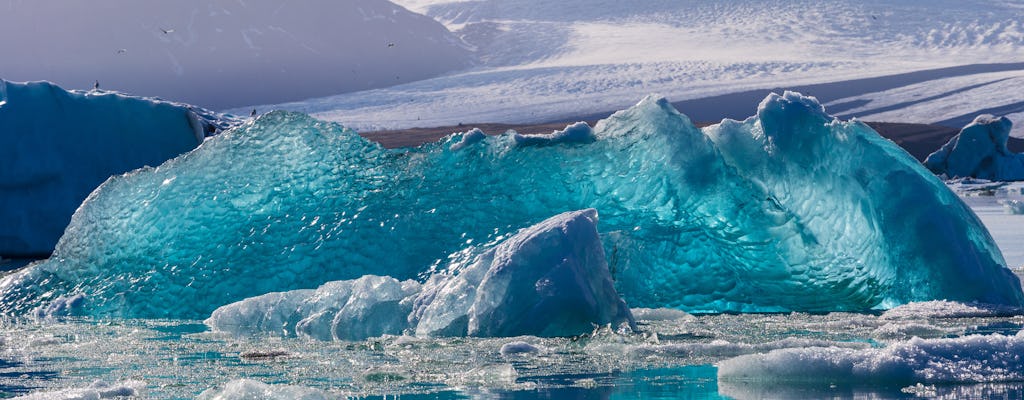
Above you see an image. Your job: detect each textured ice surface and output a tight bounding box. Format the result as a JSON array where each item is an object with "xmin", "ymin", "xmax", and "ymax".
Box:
[
  {"xmin": 925, "ymin": 115, "xmax": 1024, "ymax": 181},
  {"xmin": 411, "ymin": 209, "xmax": 635, "ymax": 337},
  {"xmin": 0, "ymin": 80, "xmax": 230, "ymax": 256},
  {"xmin": 11, "ymin": 380, "xmax": 144, "ymax": 399},
  {"xmin": 718, "ymin": 330, "xmax": 1024, "ymax": 384},
  {"xmin": 197, "ymin": 379, "xmax": 330, "ymax": 400},
  {"xmin": 208, "ymin": 210, "xmax": 634, "ymax": 339},
  {"xmin": 206, "ymin": 275, "xmax": 419, "ymax": 341},
  {"xmin": 1, "ymin": 92, "xmax": 1020, "ymax": 318}
]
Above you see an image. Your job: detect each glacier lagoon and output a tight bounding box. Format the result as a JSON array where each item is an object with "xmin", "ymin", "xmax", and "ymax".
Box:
[{"xmin": 1, "ymin": 92, "xmax": 1024, "ymax": 398}]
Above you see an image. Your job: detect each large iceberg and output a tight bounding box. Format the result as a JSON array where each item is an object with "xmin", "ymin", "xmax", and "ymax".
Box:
[
  {"xmin": 0, "ymin": 80, "xmax": 231, "ymax": 256},
  {"xmin": 924, "ymin": 114, "xmax": 1024, "ymax": 181},
  {"xmin": 207, "ymin": 210, "xmax": 635, "ymax": 339},
  {"xmin": 1, "ymin": 91, "xmax": 1020, "ymax": 319}
]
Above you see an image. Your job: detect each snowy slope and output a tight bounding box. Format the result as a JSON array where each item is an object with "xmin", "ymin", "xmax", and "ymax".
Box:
[
  {"xmin": 252, "ymin": 0, "xmax": 1024, "ymax": 132},
  {"xmin": 0, "ymin": 0, "xmax": 470, "ymax": 110}
]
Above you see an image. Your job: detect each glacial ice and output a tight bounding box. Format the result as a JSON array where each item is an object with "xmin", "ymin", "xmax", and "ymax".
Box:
[
  {"xmin": 0, "ymin": 80, "xmax": 230, "ymax": 256},
  {"xmin": 925, "ymin": 114, "xmax": 1024, "ymax": 181},
  {"xmin": 1, "ymin": 91, "xmax": 1021, "ymax": 319},
  {"xmin": 206, "ymin": 275, "xmax": 419, "ymax": 341},
  {"xmin": 717, "ymin": 330, "xmax": 1024, "ymax": 385},
  {"xmin": 410, "ymin": 209, "xmax": 635, "ymax": 337},
  {"xmin": 197, "ymin": 379, "xmax": 330, "ymax": 400},
  {"xmin": 207, "ymin": 210, "xmax": 635, "ymax": 339}
]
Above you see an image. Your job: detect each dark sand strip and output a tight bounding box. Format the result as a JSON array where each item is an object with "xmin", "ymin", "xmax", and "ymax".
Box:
[{"xmin": 363, "ymin": 120, "xmax": 1024, "ymax": 162}]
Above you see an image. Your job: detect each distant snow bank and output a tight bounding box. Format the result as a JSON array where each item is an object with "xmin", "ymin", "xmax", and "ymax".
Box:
[
  {"xmin": 0, "ymin": 80, "xmax": 235, "ymax": 256},
  {"xmin": 261, "ymin": 0, "xmax": 1024, "ymax": 132}
]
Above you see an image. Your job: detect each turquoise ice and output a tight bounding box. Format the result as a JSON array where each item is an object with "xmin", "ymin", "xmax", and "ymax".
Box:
[
  {"xmin": 1, "ymin": 91, "xmax": 1020, "ymax": 319},
  {"xmin": 0, "ymin": 80, "xmax": 229, "ymax": 256},
  {"xmin": 206, "ymin": 209, "xmax": 635, "ymax": 339}
]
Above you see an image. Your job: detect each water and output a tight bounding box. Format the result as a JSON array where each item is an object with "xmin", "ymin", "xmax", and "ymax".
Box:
[{"xmin": 2, "ymin": 184, "xmax": 1023, "ymax": 399}]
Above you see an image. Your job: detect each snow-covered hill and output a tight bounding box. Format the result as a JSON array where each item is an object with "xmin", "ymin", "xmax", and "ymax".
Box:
[
  {"xmin": 253, "ymin": 0, "xmax": 1024, "ymax": 135},
  {"xmin": 0, "ymin": 0, "xmax": 470, "ymax": 110}
]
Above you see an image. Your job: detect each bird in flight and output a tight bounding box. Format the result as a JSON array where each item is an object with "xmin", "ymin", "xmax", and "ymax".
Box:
[
  {"xmin": 160, "ymin": 28, "xmax": 175, "ymax": 34},
  {"xmin": 116, "ymin": 49, "xmax": 127, "ymax": 54}
]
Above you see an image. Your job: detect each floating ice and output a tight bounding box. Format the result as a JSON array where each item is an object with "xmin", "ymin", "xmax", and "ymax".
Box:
[
  {"xmin": 197, "ymin": 379, "xmax": 330, "ymax": 400},
  {"xmin": 411, "ymin": 209, "xmax": 635, "ymax": 337},
  {"xmin": 1000, "ymin": 199, "xmax": 1024, "ymax": 215},
  {"xmin": 0, "ymin": 80, "xmax": 230, "ymax": 256},
  {"xmin": 880, "ymin": 300, "xmax": 1022, "ymax": 320},
  {"xmin": 206, "ymin": 275, "xmax": 419, "ymax": 341},
  {"xmin": 1, "ymin": 92, "xmax": 1020, "ymax": 318},
  {"xmin": 12, "ymin": 380, "xmax": 144, "ymax": 399},
  {"xmin": 925, "ymin": 114, "xmax": 1024, "ymax": 181},
  {"xmin": 208, "ymin": 210, "xmax": 634, "ymax": 339},
  {"xmin": 717, "ymin": 330, "xmax": 1024, "ymax": 385},
  {"xmin": 500, "ymin": 341, "xmax": 544, "ymax": 356}
]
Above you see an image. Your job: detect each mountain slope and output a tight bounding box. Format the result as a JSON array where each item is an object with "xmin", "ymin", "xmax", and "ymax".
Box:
[
  {"xmin": 0, "ymin": 0, "xmax": 471, "ymax": 109},
  {"xmin": 257, "ymin": 0, "xmax": 1024, "ymax": 134}
]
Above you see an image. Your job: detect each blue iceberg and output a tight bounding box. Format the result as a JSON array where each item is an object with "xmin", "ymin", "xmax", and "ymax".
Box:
[
  {"xmin": 206, "ymin": 210, "xmax": 634, "ymax": 339},
  {"xmin": 410, "ymin": 209, "xmax": 635, "ymax": 337},
  {"xmin": 0, "ymin": 80, "xmax": 231, "ymax": 256},
  {"xmin": 1, "ymin": 91, "xmax": 1020, "ymax": 319},
  {"xmin": 924, "ymin": 114, "xmax": 1024, "ymax": 181}
]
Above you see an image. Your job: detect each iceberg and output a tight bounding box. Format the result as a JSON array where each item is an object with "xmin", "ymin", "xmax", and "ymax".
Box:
[
  {"xmin": 207, "ymin": 210, "xmax": 635, "ymax": 339},
  {"xmin": 717, "ymin": 331, "xmax": 1024, "ymax": 385},
  {"xmin": 924, "ymin": 114, "xmax": 1024, "ymax": 181},
  {"xmin": 0, "ymin": 80, "xmax": 231, "ymax": 256},
  {"xmin": 410, "ymin": 209, "xmax": 635, "ymax": 337},
  {"xmin": 1, "ymin": 91, "xmax": 1020, "ymax": 319}
]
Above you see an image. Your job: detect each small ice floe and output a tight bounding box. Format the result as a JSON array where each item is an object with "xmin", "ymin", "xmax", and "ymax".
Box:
[
  {"xmin": 499, "ymin": 340, "xmax": 544, "ymax": 356},
  {"xmin": 999, "ymin": 199, "xmax": 1024, "ymax": 215},
  {"xmin": 14, "ymin": 380, "xmax": 144, "ymax": 399},
  {"xmin": 197, "ymin": 379, "xmax": 330, "ymax": 400}
]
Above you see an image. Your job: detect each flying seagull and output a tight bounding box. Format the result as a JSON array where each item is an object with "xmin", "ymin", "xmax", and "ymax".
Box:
[
  {"xmin": 160, "ymin": 28, "xmax": 175, "ymax": 34},
  {"xmin": 116, "ymin": 48, "xmax": 127, "ymax": 54},
  {"xmin": 387, "ymin": 42, "xmax": 395, "ymax": 48}
]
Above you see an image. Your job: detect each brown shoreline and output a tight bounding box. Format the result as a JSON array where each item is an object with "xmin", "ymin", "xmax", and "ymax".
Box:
[{"xmin": 363, "ymin": 120, "xmax": 1024, "ymax": 161}]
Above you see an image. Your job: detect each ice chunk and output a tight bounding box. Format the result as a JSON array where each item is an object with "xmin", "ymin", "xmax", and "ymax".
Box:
[
  {"xmin": 717, "ymin": 331, "xmax": 1024, "ymax": 385},
  {"xmin": 13, "ymin": 380, "xmax": 144, "ymax": 399},
  {"xmin": 209, "ymin": 210, "xmax": 635, "ymax": 339},
  {"xmin": 411, "ymin": 209, "xmax": 636, "ymax": 337},
  {"xmin": 206, "ymin": 275, "xmax": 419, "ymax": 341},
  {"xmin": 197, "ymin": 379, "xmax": 330, "ymax": 400},
  {"xmin": 513, "ymin": 121, "xmax": 595, "ymax": 146},
  {"xmin": 924, "ymin": 114, "xmax": 1024, "ymax": 181},
  {"xmin": 881, "ymin": 300, "xmax": 1021, "ymax": 320},
  {"xmin": 2, "ymin": 92, "xmax": 1020, "ymax": 319},
  {"xmin": 450, "ymin": 128, "xmax": 487, "ymax": 151},
  {"xmin": 1000, "ymin": 199, "xmax": 1024, "ymax": 215},
  {"xmin": 0, "ymin": 80, "xmax": 232, "ymax": 256},
  {"xmin": 500, "ymin": 341, "xmax": 544, "ymax": 356}
]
